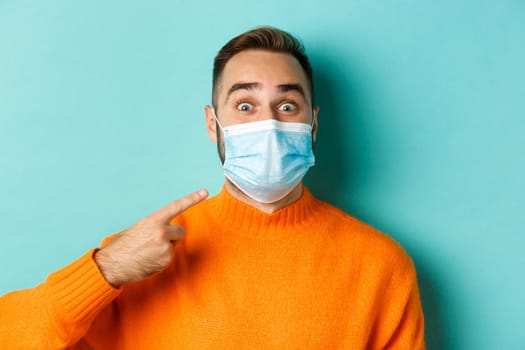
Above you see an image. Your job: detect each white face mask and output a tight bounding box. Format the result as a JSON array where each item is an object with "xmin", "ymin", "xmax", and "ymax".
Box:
[{"xmin": 214, "ymin": 111, "xmax": 315, "ymax": 203}]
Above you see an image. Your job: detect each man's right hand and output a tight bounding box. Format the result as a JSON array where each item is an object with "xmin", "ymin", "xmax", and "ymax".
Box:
[{"xmin": 94, "ymin": 189, "xmax": 208, "ymax": 288}]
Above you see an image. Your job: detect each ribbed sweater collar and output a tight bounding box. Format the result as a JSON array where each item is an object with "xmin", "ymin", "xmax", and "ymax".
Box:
[{"xmin": 208, "ymin": 186, "xmax": 320, "ymax": 235}]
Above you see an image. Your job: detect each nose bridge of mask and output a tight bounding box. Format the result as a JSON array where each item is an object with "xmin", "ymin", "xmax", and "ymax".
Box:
[{"xmin": 223, "ymin": 120, "xmax": 312, "ymax": 140}]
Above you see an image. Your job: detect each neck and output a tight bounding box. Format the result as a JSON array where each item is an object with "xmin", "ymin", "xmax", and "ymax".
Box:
[{"xmin": 223, "ymin": 180, "xmax": 303, "ymax": 214}]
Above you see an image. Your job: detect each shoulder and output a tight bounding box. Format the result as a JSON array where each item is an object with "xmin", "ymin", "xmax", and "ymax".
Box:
[{"xmin": 312, "ymin": 196, "xmax": 414, "ymax": 271}]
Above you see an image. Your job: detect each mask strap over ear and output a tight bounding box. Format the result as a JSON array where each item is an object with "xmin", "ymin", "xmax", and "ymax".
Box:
[
  {"xmin": 211, "ymin": 107, "xmax": 225, "ymax": 130},
  {"xmin": 310, "ymin": 111, "xmax": 317, "ymax": 127}
]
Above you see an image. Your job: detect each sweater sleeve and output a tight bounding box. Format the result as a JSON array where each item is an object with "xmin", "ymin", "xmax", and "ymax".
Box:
[
  {"xmin": 383, "ymin": 257, "xmax": 426, "ymax": 350},
  {"xmin": 0, "ymin": 249, "xmax": 122, "ymax": 349}
]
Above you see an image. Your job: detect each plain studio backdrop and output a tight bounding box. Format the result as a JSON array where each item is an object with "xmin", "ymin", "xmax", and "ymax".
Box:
[{"xmin": 1, "ymin": 1, "xmax": 523, "ymax": 349}]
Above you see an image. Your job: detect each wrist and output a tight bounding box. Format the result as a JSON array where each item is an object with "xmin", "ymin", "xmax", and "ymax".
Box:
[{"xmin": 93, "ymin": 248, "xmax": 122, "ymax": 288}]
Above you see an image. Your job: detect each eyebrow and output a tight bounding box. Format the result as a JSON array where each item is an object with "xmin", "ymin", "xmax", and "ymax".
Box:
[
  {"xmin": 225, "ymin": 82, "xmax": 308, "ymax": 104},
  {"xmin": 226, "ymin": 82, "xmax": 262, "ymax": 102},
  {"xmin": 277, "ymin": 83, "xmax": 307, "ymax": 102}
]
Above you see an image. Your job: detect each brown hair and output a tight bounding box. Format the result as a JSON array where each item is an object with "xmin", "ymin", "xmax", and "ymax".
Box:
[{"xmin": 212, "ymin": 26, "xmax": 314, "ymax": 109}]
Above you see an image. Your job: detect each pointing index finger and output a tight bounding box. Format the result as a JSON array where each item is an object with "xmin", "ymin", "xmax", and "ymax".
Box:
[{"xmin": 152, "ymin": 189, "xmax": 208, "ymax": 224}]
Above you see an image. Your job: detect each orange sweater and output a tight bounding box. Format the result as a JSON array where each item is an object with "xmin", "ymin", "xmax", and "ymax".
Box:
[{"xmin": 0, "ymin": 187, "xmax": 425, "ymax": 349}]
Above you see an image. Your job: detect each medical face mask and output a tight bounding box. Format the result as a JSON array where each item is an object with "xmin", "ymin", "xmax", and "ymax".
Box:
[{"xmin": 214, "ymin": 112, "xmax": 315, "ymax": 203}]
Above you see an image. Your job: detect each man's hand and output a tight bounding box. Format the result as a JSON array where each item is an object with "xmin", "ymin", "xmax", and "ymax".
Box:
[{"xmin": 94, "ymin": 189, "xmax": 208, "ymax": 288}]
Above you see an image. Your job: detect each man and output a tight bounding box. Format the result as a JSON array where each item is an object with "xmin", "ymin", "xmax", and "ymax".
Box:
[{"xmin": 0, "ymin": 26, "xmax": 425, "ymax": 349}]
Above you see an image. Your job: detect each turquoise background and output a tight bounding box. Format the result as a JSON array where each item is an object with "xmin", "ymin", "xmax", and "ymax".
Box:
[{"xmin": 1, "ymin": 1, "xmax": 524, "ymax": 349}]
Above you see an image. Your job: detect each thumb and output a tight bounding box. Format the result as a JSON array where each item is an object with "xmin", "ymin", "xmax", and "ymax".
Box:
[{"xmin": 165, "ymin": 225, "xmax": 186, "ymax": 242}]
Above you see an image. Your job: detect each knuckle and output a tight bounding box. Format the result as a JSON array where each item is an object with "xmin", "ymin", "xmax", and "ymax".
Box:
[{"xmin": 143, "ymin": 215, "xmax": 158, "ymax": 224}]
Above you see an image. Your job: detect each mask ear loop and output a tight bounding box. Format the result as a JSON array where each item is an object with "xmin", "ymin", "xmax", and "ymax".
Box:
[
  {"xmin": 211, "ymin": 107, "xmax": 225, "ymax": 130},
  {"xmin": 309, "ymin": 111, "xmax": 316, "ymax": 128},
  {"xmin": 309, "ymin": 111, "xmax": 317, "ymax": 145}
]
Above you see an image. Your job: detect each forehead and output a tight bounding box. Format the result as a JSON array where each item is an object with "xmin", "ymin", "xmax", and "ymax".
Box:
[{"xmin": 217, "ymin": 49, "xmax": 310, "ymax": 100}]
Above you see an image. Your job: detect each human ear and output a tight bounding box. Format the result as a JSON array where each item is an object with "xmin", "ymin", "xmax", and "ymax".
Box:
[{"xmin": 204, "ymin": 105, "xmax": 217, "ymax": 142}]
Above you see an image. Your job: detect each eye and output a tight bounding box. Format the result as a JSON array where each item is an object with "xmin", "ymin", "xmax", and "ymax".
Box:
[
  {"xmin": 278, "ymin": 103, "xmax": 296, "ymax": 112},
  {"xmin": 236, "ymin": 102, "xmax": 253, "ymax": 112}
]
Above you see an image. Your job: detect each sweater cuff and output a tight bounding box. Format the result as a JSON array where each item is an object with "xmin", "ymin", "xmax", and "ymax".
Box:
[{"xmin": 45, "ymin": 249, "xmax": 122, "ymax": 323}]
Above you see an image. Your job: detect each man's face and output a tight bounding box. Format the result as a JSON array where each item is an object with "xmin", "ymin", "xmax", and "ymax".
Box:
[{"xmin": 205, "ymin": 49, "xmax": 318, "ymax": 160}]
